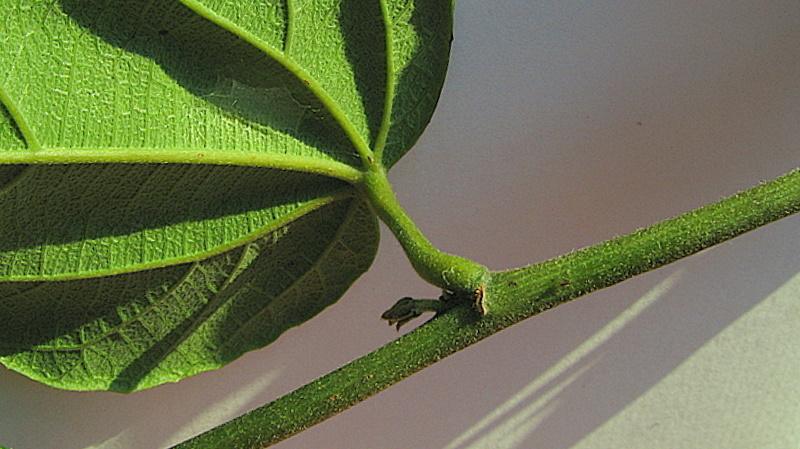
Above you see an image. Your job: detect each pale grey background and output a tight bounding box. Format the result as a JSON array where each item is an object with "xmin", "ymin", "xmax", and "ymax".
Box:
[{"xmin": 3, "ymin": 1, "xmax": 800, "ymax": 448}]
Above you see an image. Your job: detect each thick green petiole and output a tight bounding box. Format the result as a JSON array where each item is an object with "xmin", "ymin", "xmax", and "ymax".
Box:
[{"xmin": 359, "ymin": 165, "xmax": 489, "ymax": 305}]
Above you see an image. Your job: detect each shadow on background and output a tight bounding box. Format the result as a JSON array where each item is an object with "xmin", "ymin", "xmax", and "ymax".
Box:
[{"xmin": 442, "ymin": 226, "xmax": 800, "ymax": 448}]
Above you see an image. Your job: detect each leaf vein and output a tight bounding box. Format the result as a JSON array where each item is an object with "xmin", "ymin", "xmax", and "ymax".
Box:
[
  {"xmin": 181, "ymin": 0, "xmax": 374, "ymax": 167},
  {"xmin": 372, "ymin": 0, "xmax": 396, "ymax": 164},
  {"xmin": 215, "ymin": 197, "xmax": 364, "ymax": 355},
  {"xmin": 0, "ymin": 85, "xmax": 40, "ymax": 151}
]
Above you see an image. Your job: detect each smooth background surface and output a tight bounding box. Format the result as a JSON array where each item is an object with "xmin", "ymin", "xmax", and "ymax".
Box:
[{"xmin": 3, "ymin": 2, "xmax": 800, "ymax": 448}]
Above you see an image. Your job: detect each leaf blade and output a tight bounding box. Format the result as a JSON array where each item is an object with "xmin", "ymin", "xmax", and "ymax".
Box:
[
  {"xmin": 0, "ymin": 0, "xmax": 371, "ymax": 280},
  {"xmin": 0, "ymin": 0, "xmax": 361, "ymax": 166},
  {"xmin": 380, "ymin": 0, "xmax": 453, "ymax": 167},
  {"xmin": 0, "ymin": 164, "xmax": 355, "ymax": 280},
  {"xmin": 0, "ymin": 0, "xmax": 454, "ymax": 391},
  {"xmin": 0, "ymin": 197, "xmax": 378, "ymax": 392}
]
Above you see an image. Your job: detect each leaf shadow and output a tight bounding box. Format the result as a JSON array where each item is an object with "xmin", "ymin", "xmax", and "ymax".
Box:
[
  {"xmin": 0, "ymin": 198, "xmax": 376, "ymax": 393},
  {"xmin": 58, "ymin": 0, "xmax": 358, "ymax": 166},
  {"xmin": 0, "ymin": 1, "xmax": 370, "ymax": 273},
  {"xmin": 339, "ymin": 0, "xmax": 386, "ymax": 148},
  {"xmin": 0, "ymin": 163, "xmax": 347, "ymax": 253}
]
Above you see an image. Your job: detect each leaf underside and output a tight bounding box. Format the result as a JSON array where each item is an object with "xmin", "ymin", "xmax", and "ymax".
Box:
[
  {"xmin": 0, "ymin": 0, "xmax": 452, "ymax": 391},
  {"xmin": 0, "ymin": 198, "xmax": 377, "ymax": 392}
]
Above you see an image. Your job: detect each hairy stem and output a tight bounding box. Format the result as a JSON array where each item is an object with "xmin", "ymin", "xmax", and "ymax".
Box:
[
  {"xmin": 173, "ymin": 169, "xmax": 800, "ymax": 449},
  {"xmin": 359, "ymin": 164, "xmax": 489, "ymax": 298}
]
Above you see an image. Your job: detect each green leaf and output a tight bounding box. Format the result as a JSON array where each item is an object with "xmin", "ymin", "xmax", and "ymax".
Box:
[
  {"xmin": 0, "ymin": 198, "xmax": 377, "ymax": 392},
  {"xmin": 0, "ymin": 0, "xmax": 453, "ymax": 391}
]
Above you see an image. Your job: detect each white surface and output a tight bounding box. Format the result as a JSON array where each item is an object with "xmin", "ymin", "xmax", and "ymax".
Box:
[{"xmin": 3, "ymin": 2, "xmax": 800, "ymax": 448}]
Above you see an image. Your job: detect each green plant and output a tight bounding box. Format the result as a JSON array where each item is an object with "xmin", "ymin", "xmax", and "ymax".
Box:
[
  {"xmin": 1, "ymin": 1, "xmax": 798, "ymax": 448},
  {"xmin": 1, "ymin": 0, "xmax": 481, "ymax": 393}
]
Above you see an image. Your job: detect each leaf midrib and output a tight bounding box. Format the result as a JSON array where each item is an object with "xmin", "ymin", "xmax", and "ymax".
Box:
[
  {"xmin": 372, "ymin": 0, "xmax": 396, "ymax": 164},
  {"xmin": 27, "ymin": 198, "xmax": 364, "ymax": 356},
  {"xmin": 0, "ymin": 147, "xmax": 363, "ymax": 183},
  {"xmin": 183, "ymin": 0, "xmax": 394, "ymax": 173},
  {"xmin": 1, "ymin": 1, "xmax": 400, "ymax": 181},
  {"xmin": 0, "ymin": 1, "xmax": 396, "ymax": 280},
  {"xmin": 0, "ymin": 188, "xmax": 356, "ymax": 282},
  {"xmin": 0, "ymin": 0, "xmax": 394, "ymax": 185}
]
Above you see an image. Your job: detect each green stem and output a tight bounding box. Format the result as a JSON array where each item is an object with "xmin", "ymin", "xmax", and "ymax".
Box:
[
  {"xmin": 359, "ymin": 164, "xmax": 489, "ymax": 298},
  {"xmin": 172, "ymin": 168, "xmax": 800, "ymax": 449}
]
